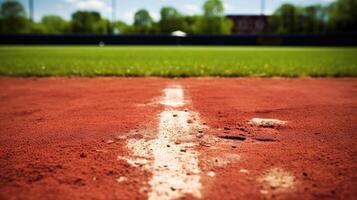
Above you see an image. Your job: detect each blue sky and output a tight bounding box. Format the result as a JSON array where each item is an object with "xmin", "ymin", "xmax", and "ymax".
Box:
[{"xmin": 10, "ymin": 0, "xmax": 335, "ymax": 24}]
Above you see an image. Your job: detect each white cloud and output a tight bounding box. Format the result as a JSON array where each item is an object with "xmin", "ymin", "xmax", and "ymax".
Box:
[
  {"xmin": 224, "ymin": 2, "xmax": 235, "ymax": 13},
  {"xmin": 118, "ymin": 9, "xmax": 159, "ymax": 24},
  {"xmin": 182, "ymin": 4, "xmax": 200, "ymax": 15},
  {"xmin": 149, "ymin": 11, "xmax": 159, "ymax": 21},
  {"xmin": 65, "ymin": 0, "xmax": 111, "ymax": 12},
  {"xmin": 121, "ymin": 10, "xmax": 135, "ymax": 23}
]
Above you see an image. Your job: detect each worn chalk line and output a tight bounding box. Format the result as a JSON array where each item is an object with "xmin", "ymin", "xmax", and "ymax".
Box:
[{"xmin": 118, "ymin": 85, "xmax": 203, "ymax": 200}]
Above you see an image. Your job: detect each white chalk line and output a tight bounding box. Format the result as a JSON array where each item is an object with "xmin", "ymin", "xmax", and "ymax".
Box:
[
  {"xmin": 160, "ymin": 86, "xmax": 185, "ymax": 107},
  {"xmin": 119, "ymin": 85, "xmax": 203, "ymax": 200}
]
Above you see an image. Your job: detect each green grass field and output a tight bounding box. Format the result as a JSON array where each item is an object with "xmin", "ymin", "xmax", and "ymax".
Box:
[{"xmin": 1, "ymin": 46, "xmax": 356, "ymax": 77}]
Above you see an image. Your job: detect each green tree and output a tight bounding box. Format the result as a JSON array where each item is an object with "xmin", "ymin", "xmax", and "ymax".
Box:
[
  {"xmin": 328, "ymin": 0, "xmax": 357, "ymax": 32},
  {"xmin": 160, "ymin": 6, "xmax": 180, "ymax": 21},
  {"xmin": 301, "ymin": 5, "xmax": 327, "ymax": 33},
  {"xmin": 0, "ymin": 0, "xmax": 30, "ymax": 34},
  {"xmin": 181, "ymin": 16, "xmax": 200, "ymax": 34},
  {"xmin": 203, "ymin": 0, "xmax": 224, "ymax": 17},
  {"xmin": 41, "ymin": 15, "xmax": 69, "ymax": 34},
  {"xmin": 30, "ymin": 22, "xmax": 47, "ymax": 34},
  {"xmin": 94, "ymin": 19, "xmax": 112, "ymax": 34},
  {"xmin": 113, "ymin": 20, "xmax": 130, "ymax": 34},
  {"xmin": 270, "ymin": 3, "xmax": 302, "ymax": 34},
  {"xmin": 159, "ymin": 7, "xmax": 184, "ymax": 33},
  {"xmin": 196, "ymin": 17, "xmax": 232, "ymax": 35},
  {"xmin": 133, "ymin": 9, "xmax": 153, "ymax": 34},
  {"xmin": 197, "ymin": 0, "xmax": 232, "ymax": 35},
  {"xmin": 71, "ymin": 11, "xmax": 110, "ymax": 34}
]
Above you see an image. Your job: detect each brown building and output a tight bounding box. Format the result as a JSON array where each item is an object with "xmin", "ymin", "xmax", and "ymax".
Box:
[{"xmin": 226, "ymin": 15, "xmax": 269, "ymax": 34}]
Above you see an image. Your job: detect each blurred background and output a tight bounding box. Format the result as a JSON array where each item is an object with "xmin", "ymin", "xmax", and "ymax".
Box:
[
  {"xmin": 0, "ymin": 0, "xmax": 356, "ymax": 46},
  {"xmin": 0, "ymin": 0, "xmax": 356, "ymax": 35}
]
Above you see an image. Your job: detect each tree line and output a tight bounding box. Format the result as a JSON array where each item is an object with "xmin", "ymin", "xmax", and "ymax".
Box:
[{"xmin": 0, "ymin": 0, "xmax": 356, "ymax": 35}]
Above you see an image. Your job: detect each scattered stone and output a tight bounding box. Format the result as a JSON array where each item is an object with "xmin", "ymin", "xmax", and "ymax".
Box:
[
  {"xmin": 174, "ymin": 141, "xmax": 181, "ymax": 145},
  {"xmin": 95, "ymin": 149, "xmax": 108, "ymax": 153},
  {"xmin": 211, "ymin": 154, "xmax": 241, "ymax": 167},
  {"xmin": 224, "ymin": 127, "xmax": 230, "ymax": 130},
  {"xmin": 260, "ymin": 189, "xmax": 269, "ymax": 195},
  {"xmin": 173, "ymin": 114, "xmax": 178, "ymax": 117},
  {"xmin": 240, "ymin": 169, "xmax": 249, "ymax": 173},
  {"xmin": 106, "ymin": 140, "xmax": 114, "ymax": 144},
  {"xmin": 184, "ymin": 109, "xmax": 189, "ymax": 112},
  {"xmin": 198, "ymin": 130, "xmax": 203, "ymax": 133},
  {"xmin": 180, "ymin": 149, "xmax": 187, "ymax": 152},
  {"xmin": 187, "ymin": 119, "xmax": 193, "ymax": 124},
  {"xmin": 207, "ymin": 171, "xmax": 216, "ymax": 177},
  {"xmin": 231, "ymin": 144, "xmax": 237, "ymax": 148},
  {"xmin": 116, "ymin": 176, "xmax": 127, "ymax": 183},
  {"xmin": 203, "ymin": 122, "xmax": 207, "ymax": 125},
  {"xmin": 249, "ymin": 118, "xmax": 287, "ymax": 128},
  {"xmin": 259, "ymin": 168, "xmax": 296, "ymax": 193},
  {"xmin": 80, "ymin": 152, "xmax": 86, "ymax": 158},
  {"xmin": 196, "ymin": 132, "xmax": 204, "ymax": 138},
  {"xmin": 134, "ymin": 160, "xmax": 148, "ymax": 167},
  {"xmin": 115, "ymin": 135, "xmax": 127, "ymax": 140},
  {"xmin": 167, "ymin": 144, "xmax": 170, "ymax": 147},
  {"xmin": 303, "ymin": 172, "xmax": 308, "ymax": 177}
]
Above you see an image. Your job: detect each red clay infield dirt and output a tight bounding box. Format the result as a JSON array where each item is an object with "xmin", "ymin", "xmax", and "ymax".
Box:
[{"xmin": 0, "ymin": 77, "xmax": 356, "ymax": 200}]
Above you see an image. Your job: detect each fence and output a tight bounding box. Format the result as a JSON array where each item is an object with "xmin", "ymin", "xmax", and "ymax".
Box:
[{"xmin": 0, "ymin": 33, "xmax": 356, "ymax": 46}]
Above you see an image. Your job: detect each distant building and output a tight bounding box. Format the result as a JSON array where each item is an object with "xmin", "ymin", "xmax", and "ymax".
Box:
[{"xmin": 226, "ymin": 15, "xmax": 270, "ymax": 34}]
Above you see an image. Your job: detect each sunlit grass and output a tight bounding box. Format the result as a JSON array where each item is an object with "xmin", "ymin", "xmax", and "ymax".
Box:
[{"xmin": 0, "ymin": 46, "xmax": 356, "ymax": 77}]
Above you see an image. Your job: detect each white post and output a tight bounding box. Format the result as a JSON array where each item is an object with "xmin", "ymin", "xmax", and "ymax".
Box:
[{"xmin": 29, "ymin": 0, "xmax": 34, "ymax": 21}]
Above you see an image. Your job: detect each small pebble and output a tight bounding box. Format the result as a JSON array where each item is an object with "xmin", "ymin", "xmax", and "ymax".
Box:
[
  {"xmin": 116, "ymin": 177, "xmax": 127, "ymax": 183},
  {"xmin": 80, "ymin": 152, "xmax": 86, "ymax": 158},
  {"xmin": 173, "ymin": 114, "xmax": 178, "ymax": 117},
  {"xmin": 115, "ymin": 135, "xmax": 127, "ymax": 140},
  {"xmin": 184, "ymin": 109, "xmax": 189, "ymax": 112},
  {"xmin": 187, "ymin": 119, "xmax": 193, "ymax": 124},
  {"xmin": 207, "ymin": 171, "xmax": 216, "ymax": 177},
  {"xmin": 240, "ymin": 169, "xmax": 249, "ymax": 173},
  {"xmin": 260, "ymin": 190, "xmax": 268, "ymax": 195},
  {"xmin": 196, "ymin": 133, "xmax": 204, "ymax": 138},
  {"xmin": 106, "ymin": 140, "xmax": 114, "ymax": 144}
]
